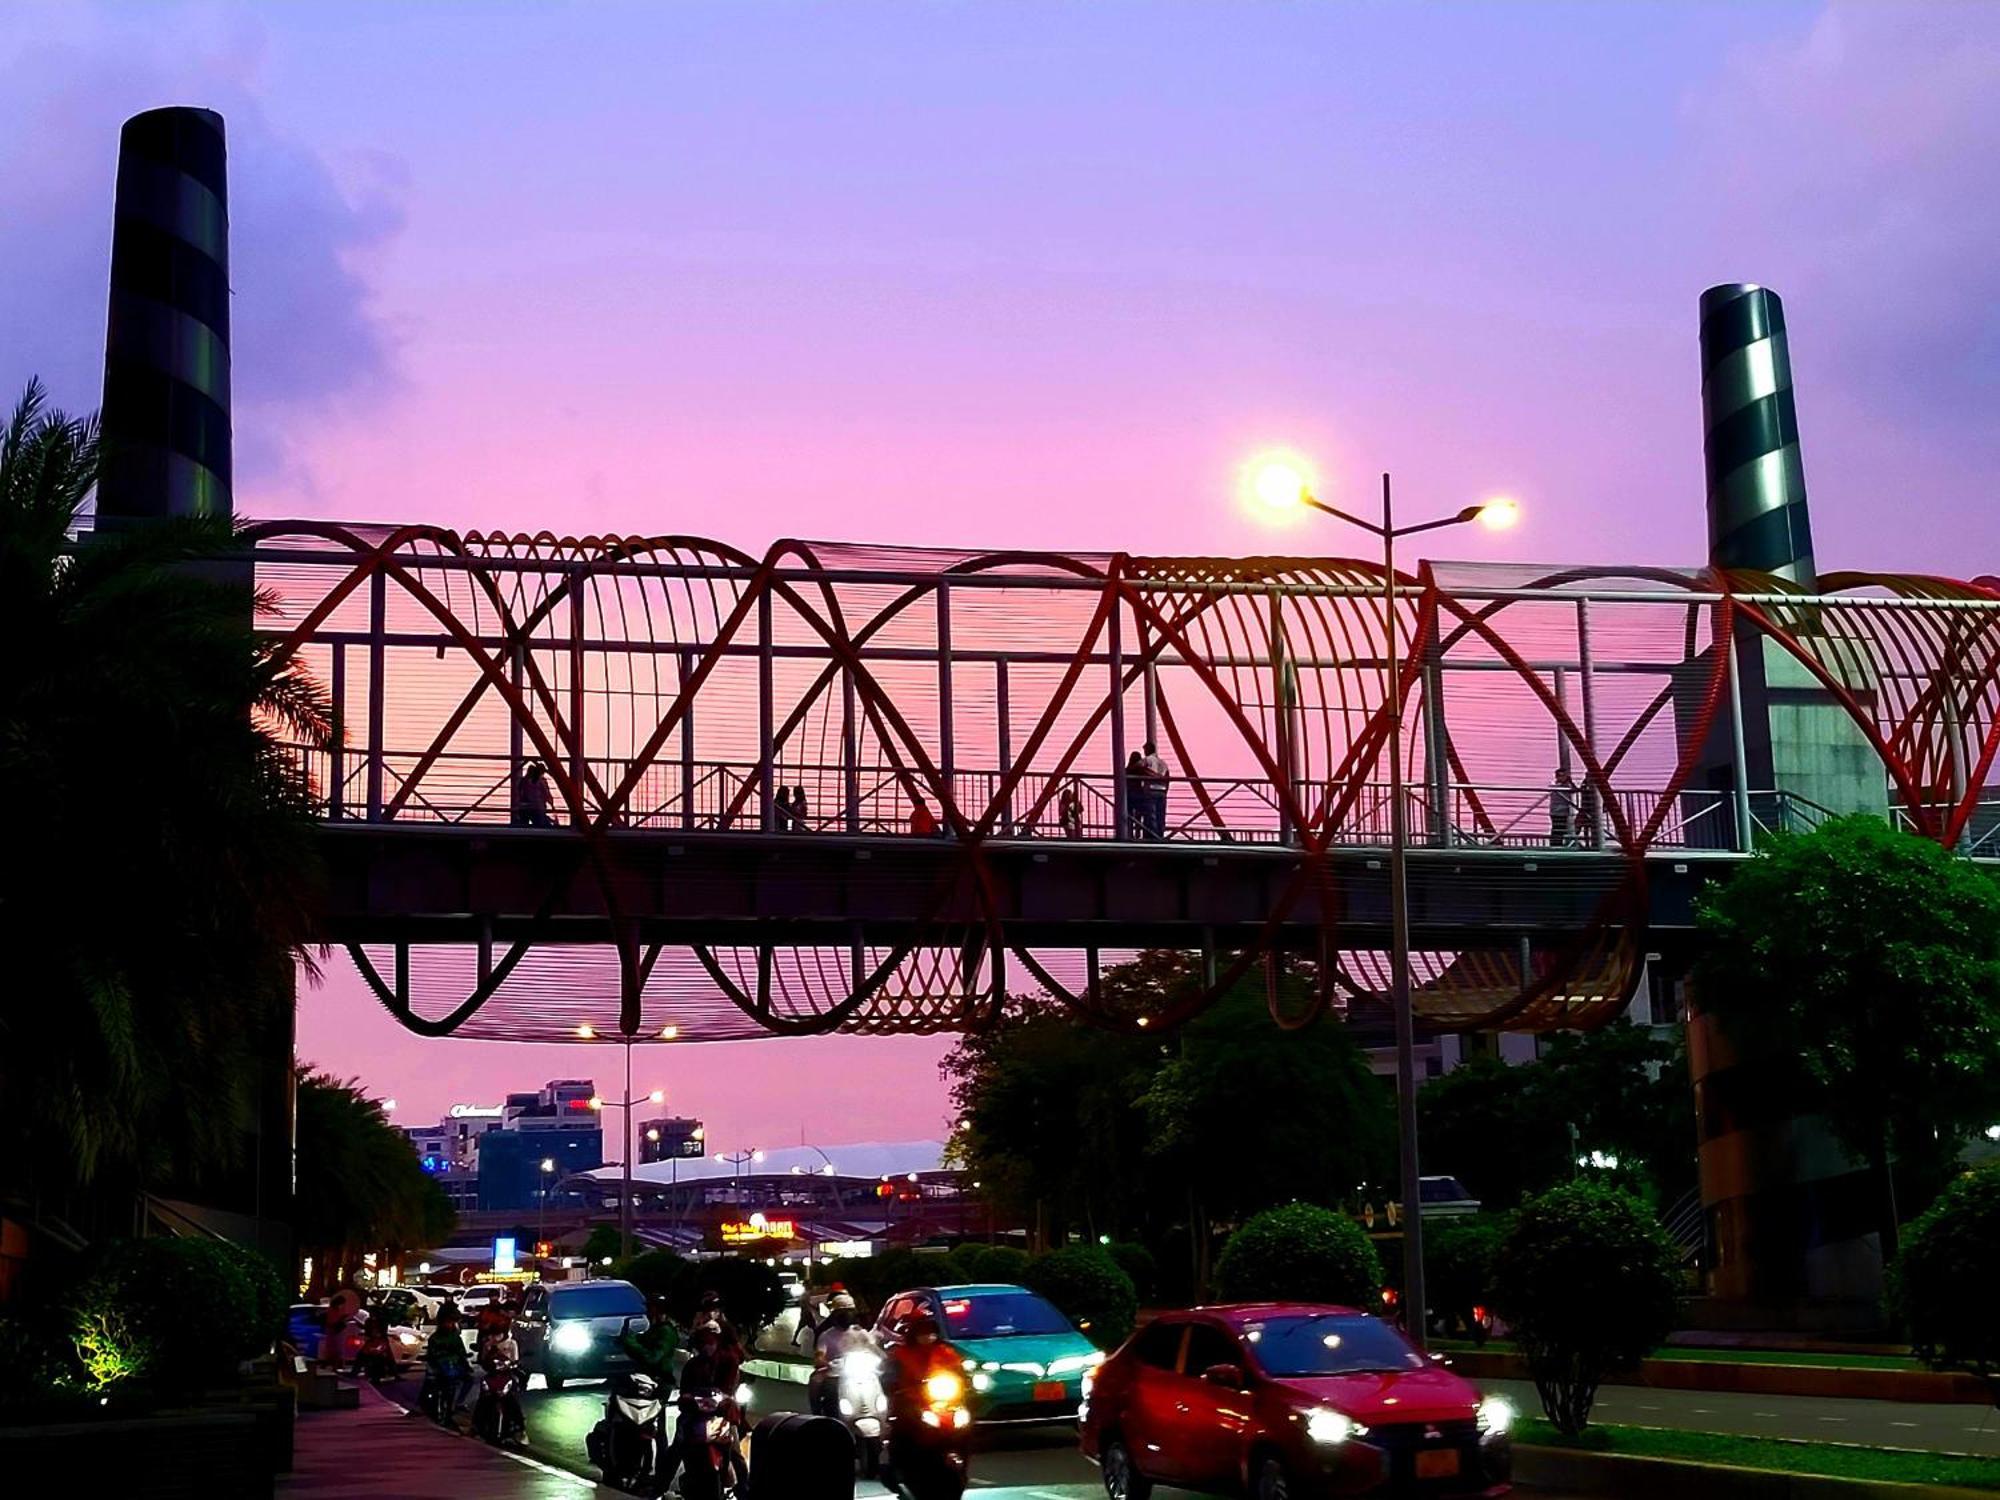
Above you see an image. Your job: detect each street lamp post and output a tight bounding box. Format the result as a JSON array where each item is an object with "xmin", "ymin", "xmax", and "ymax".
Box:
[
  {"xmin": 588, "ymin": 1042, "xmax": 668, "ymax": 1261},
  {"xmin": 1246, "ymin": 457, "xmax": 1517, "ymax": 1350},
  {"xmin": 536, "ymin": 1156, "xmax": 555, "ymax": 1261},
  {"xmin": 717, "ymin": 1148, "xmax": 765, "ymax": 1208}
]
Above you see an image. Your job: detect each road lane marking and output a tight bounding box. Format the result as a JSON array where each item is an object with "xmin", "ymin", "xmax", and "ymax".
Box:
[
  {"xmin": 1817, "ymin": 1417, "xmax": 1847, "ymax": 1423},
  {"xmin": 1891, "ymin": 1422, "xmax": 1918, "ymax": 1428},
  {"xmin": 1752, "ymin": 1412, "xmax": 1778, "ymax": 1418}
]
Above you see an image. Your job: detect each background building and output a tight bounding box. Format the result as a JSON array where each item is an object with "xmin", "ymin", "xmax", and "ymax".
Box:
[
  {"xmin": 638, "ymin": 1115, "xmax": 706, "ymax": 1164},
  {"xmin": 476, "ymin": 1080, "xmax": 603, "ymax": 1211}
]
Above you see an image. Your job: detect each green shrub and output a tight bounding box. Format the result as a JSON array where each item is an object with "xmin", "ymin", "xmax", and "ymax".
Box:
[
  {"xmin": 1024, "ymin": 1246, "xmax": 1137, "ymax": 1349},
  {"xmin": 1891, "ymin": 1164, "xmax": 2000, "ymax": 1377},
  {"xmin": 1426, "ymin": 1216, "xmax": 1509, "ymax": 1343},
  {"xmin": 1212, "ymin": 1203, "xmax": 1382, "ymax": 1308},
  {"xmin": 672, "ymin": 1256, "xmax": 787, "ymax": 1337},
  {"xmin": 0, "ymin": 1308, "xmax": 84, "ymax": 1407},
  {"xmin": 1490, "ymin": 1180, "xmax": 1678, "ymax": 1435},
  {"xmin": 936, "ymin": 1245, "xmax": 984, "ymax": 1286},
  {"xmin": 959, "ymin": 1245, "xmax": 1031, "ymax": 1285},
  {"xmin": 70, "ymin": 1237, "xmax": 286, "ymax": 1393},
  {"xmin": 1104, "ymin": 1242, "xmax": 1158, "ymax": 1301}
]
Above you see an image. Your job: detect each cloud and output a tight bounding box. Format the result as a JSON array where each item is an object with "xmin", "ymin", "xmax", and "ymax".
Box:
[
  {"xmin": 0, "ymin": 31, "xmax": 404, "ymax": 492},
  {"xmin": 1684, "ymin": 3, "xmax": 2000, "ymax": 423}
]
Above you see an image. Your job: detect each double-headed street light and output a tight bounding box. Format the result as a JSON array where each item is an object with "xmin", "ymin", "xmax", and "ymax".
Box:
[
  {"xmin": 1244, "ymin": 454, "xmax": 1519, "ymax": 1351},
  {"xmin": 716, "ymin": 1147, "xmax": 766, "ymax": 1207},
  {"xmin": 590, "ymin": 1064, "xmax": 668, "ymax": 1260}
]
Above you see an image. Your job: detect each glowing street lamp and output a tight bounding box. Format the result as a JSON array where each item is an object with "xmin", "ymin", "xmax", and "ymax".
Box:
[{"xmin": 1241, "ymin": 452, "xmax": 1520, "ymax": 1352}]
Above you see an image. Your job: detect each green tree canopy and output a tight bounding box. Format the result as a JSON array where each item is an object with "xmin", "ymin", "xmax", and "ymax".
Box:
[
  {"xmin": 294, "ymin": 1069, "xmax": 455, "ymax": 1293},
  {"xmin": 1695, "ymin": 815, "xmax": 2000, "ymax": 1249},
  {"xmin": 0, "ymin": 379, "xmax": 329, "ymax": 1207},
  {"xmin": 1211, "ymin": 1202, "xmax": 1383, "ymax": 1308},
  {"xmin": 1417, "ymin": 1023, "xmax": 1692, "ymax": 1212}
]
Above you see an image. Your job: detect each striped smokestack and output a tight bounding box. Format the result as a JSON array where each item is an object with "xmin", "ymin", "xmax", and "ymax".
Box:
[
  {"xmin": 1699, "ymin": 283, "xmax": 1814, "ymax": 589},
  {"xmin": 98, "ymin": 106, "xmax": 232, "ymax": 521}
]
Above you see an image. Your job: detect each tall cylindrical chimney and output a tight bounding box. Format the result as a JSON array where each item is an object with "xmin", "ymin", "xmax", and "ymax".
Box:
[
  {"xmin": 98, "ymin": 106, "xmax": 232, "ymax": 521},
  {"xmin": 1699, "ymin": 283, "xmax": 1813, "ymax": 589}
]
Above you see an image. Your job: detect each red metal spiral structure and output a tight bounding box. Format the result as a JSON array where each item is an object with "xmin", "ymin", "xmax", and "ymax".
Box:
[{"xmin": 243, "ymin": 522, "xmax": 2000, "ymax": 1046}]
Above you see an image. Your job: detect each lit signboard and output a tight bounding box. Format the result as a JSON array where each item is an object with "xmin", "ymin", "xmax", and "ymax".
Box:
[
  {"xmin": 719, "ymin": 1217, "xmax": 796, "ymax": 1245},
  {"xmin": 493, "ymin": 1236, "xmax": 517, "ymax": 1274},
  {"xmin": 450, "ymin": 1104, "xmax": 503, "ymax": 1119}
]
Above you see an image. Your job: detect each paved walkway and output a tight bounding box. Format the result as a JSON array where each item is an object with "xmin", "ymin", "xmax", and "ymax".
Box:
[{"xmin": 281, "ymin": 1384, "xmax": 619, "ymax": 1499}]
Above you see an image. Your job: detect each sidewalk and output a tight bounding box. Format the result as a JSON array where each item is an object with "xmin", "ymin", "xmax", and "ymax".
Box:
[{"xmin": 281, "ymin": 1383, "xmax": 620, "ymax": 1499}]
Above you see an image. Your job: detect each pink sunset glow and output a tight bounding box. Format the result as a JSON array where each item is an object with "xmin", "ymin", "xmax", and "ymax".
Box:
[{"xmin": 5, "ymin": 1, "xmax": 1998, "ymax": 1149}]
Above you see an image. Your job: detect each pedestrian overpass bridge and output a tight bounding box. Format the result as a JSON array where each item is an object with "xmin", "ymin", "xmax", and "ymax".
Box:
[{"xmin": 248, "ymin": 521, "xmax": 2000, "ymax": 1045}]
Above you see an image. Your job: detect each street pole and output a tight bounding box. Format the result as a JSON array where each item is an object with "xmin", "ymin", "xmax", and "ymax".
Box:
[
  {"xmin": 1382, "ymin": 471, "xmax": 1428, "ymax": 1350},
  {"xmin": 621, "ymin": 1040, "xmax": 634, "ymax": 1261}
]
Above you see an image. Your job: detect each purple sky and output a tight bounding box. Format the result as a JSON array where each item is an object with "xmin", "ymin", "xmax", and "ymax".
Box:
[{"xmin": 6, "ymin": 2, "xmax": 1998, "ymax": 1153}]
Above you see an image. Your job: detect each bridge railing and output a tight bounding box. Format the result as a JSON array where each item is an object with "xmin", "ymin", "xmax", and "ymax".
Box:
[{"xmin": 286, "ymin": 741, "xmax": 1764, "ymax": 852}]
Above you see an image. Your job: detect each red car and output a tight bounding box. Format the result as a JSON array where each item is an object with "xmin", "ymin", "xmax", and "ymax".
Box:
[{"xmin": 1078, "ymin": 1303, "xmax": 1512, "ymax": 1499}]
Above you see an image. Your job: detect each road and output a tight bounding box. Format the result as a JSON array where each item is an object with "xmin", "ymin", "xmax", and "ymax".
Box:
[{"xmin": 373, "ymin": 1363, "xmax": 1998, "ymax": 1496}]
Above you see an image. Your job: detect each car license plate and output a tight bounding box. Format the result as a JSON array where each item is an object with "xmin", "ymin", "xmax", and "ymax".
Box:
[
  {"xmin": 1416, "ymin": 1449, "xmax": 1460, "ymax": 1480},
  {"xmin": 1032, "ymin": 1380, "xmax": 1065, "ymax": 1402}
]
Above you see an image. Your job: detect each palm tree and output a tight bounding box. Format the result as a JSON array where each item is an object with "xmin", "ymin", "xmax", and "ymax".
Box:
[
  {"xmin": 0, "ymin": 379, "xmax": 331, "ymax": 1221},
  {"xmin": 294, "ymin": 1069, "xmax": 456, "ymax": 1296}
]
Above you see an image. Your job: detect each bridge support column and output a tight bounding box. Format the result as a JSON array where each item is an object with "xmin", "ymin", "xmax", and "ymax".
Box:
[
  {"xmin": 996, "ymin": 660, "xmax": 1013, "ymax": 835},
  {"xmin": 1109, "ymin": 601, "xmax": 1127, "ymax": 839},
  {"xmin": 367, "ymin": 569, "xmax": 385, "ymax": 821},
  {"xmin": 328, "ymin": 642, "xmax": 346, "ymax": 819}
]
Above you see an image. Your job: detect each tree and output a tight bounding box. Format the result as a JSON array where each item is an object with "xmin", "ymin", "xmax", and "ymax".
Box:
[
  {"xmin": 1023, "ymin": 1245, "xmax": 1138, "ymax": 1349},
  {"xmin": 1695, "ymin": 815, "xmax": 2000, "ymax": 1254},
  {"xmin": 0, "ymin": 380, "xmax": 330, "ymax": 1209},
  {"xmin": 1490, "ymin": 1180, "xmax": 1678, "ymax": 1435},
  {"xmin": 1211, "ymin": 1203, "xmax": 1383, "ymax": 1308},
  {"xmin": 944, "ymin": 991, "xmax": 1159, "ymax": 1248},
  {"xmin": 294, "ymin": 1069, "xmax": 455, "ymax": 1294},
  {"xmin": 584, "ymin": 1225, "xmax": 626, "ymax": 1268},
  {"xmin": 1889, "ymin": 1164, "xmax": 2000, "ymax": 1383},
  {"xmin": 1417, "ymin": 1025, "xmax": 1694, "ymax": 1214}
]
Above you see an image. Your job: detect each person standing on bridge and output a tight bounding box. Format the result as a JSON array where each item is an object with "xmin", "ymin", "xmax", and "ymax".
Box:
[
  {"xmin": 1141, "ymin": 740, "xmax": 1171, "ymax": 838},
  {"xmin": 518, "ymin": 761, "xmax": 554, "ymax": 828},
  {"xmin": 1549, "ymin": 766, "xmax": 1577, "ymax": 847},
  {"xmin": 1058, "ymin": 779, "xmax": 1083, "ymax": 838},
  {"xmin": 1123, "ymin": 752, "xmax": 1147, "ymax": 839},
  {"xmin": 788, "ymin": 785, "xmax": 811, "ymax": 832}
]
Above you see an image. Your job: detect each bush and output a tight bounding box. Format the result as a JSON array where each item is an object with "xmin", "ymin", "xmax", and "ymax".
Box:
[
  {"xmin": 1891, "ymin": 1164, "xmax": 2000, "ymax": 1377},
  {"xmin": 70, "ymin": 1237, "xmax": 287, "ymax": 1393},
  {"xmin": 1426, "ymin": 1216, "xmax": 1508, "ymax": 1343},
  {"xmin": 1024, "ymin": 1246, "xmax": 1137, "ymax": 1349},
  {"xmin": 1104, "ymin": 1242, "xmax": 1158, "ymax": 1301},
  {"xmin": 618, "ymin": 1250, "xmax": 686, "ymax": 1301},
  {"xmin": 1212, "ymin": 1203, "xmax": 1382, "ymax": 1309},
  {"xmin": 672, "ymin": 1257, "xmax": 787, "ymax": 1337},
  {"xmin": 959, "ymin": 1245, "xmax": 1031, "ymax": 1286},
  {"xmin": 1490, "ymin": 1180, "xmax": 1678, "ymax": 1435}
]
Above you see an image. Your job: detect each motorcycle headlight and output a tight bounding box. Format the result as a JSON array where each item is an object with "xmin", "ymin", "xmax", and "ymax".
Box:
[
  {"xmin": 550, "ymin": 1323, "xmax": 593, "ymax": 1356},
  {"xmin": 1305, "ymin": 1407, "xmax": 1366, "ymax": 1445},
  {"xmin": 924, "ymin": 1371, "xmax": 965, "ymax": 1405},
  {"xmin": 734, "ymin": 1382, "xmax": 753, "ymax": 1407},
  {"xmin": 1477, "ymin": 1395, "xmax": 1515, "ymax": 1437}
]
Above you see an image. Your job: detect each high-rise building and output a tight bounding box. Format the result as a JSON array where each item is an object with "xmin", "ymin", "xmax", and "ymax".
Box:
[{"xmin": 475, "ymin": 1080, "xmax": 604, "ymax": 1211}]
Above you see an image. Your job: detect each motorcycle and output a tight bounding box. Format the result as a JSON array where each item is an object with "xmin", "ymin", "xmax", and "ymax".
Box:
[
  {"xmin": 587, "ymin": 1369, "xmax": 668, "ymax": 1493},
  {"xmin": 820, "ymin": 1342, "xmax": 886, "ymax": 1476},
  {"xmin": 674, "ymin": 1386, "xmax": 748, "ymax": 1500},
  {"xmin": 354, "ymin": 1328, "xmax": 399, "ymax": 1387},
  {"xmin": 418, "ymin": 1361, "xmax": 463, "ymax": 1427},
  {"xmin": 884, "ymin": 1366, "xmax": 971, "ymax": 1500},
  {"xmin": 473, "ymin": 1357, "xmax": 526, "ymax": 1447}
]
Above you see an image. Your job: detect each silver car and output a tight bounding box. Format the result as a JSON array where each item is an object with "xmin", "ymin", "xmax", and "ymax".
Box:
[{"xmin": 514, "ymin": 1279, "xmax": 649, "ymax": 1390}]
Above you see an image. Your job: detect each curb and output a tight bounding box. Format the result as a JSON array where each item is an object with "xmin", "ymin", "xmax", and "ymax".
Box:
[
  {"xmin": 1450, "ymin": 1349, "xmax": 1992, "ymax": 1406},
  {"xmin": 1514, "ymin": 1444, "xmax": 1996, "ymax": 1500}
]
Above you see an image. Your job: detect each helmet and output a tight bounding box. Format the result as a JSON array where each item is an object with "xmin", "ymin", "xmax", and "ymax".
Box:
[
  {"xmin": 902, "ymin": 1312, "xmax": 941, "ymax": 1344},
  {"xmin": 829, "ymin": 1292, "xmax": 856, "ymax": 1313}
]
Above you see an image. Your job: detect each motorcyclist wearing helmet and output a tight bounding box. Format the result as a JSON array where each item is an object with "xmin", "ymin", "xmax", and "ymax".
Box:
[
  {"xmin": 807, "ymin": 1290, "xmax": 871, "ymax": 1415},
  {"xmin": 616, "ymin": 1293, "xmax": 680, "ymax": 1386},
  {"xmin": 661, "ymin": 1317, "xmax": 750, "ymax": 1493},
  {"xmin": 882, "ymin": 1312, "xmax": 958, "ymax": 1421}
]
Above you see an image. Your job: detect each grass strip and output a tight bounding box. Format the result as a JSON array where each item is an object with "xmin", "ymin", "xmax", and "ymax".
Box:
[
  {"xmin": 1437, "ymin": 1338, "xmax": 1919, "ymax": 1372},
  {"xmin": 1519, "ymin": 1417, "xmax": 2000, "ymax": 1490}
]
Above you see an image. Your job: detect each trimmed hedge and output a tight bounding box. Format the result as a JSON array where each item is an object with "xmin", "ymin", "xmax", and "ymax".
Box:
[
  {"xmin": 1023, "ymin": 1245, "xmax": 1137, "ymax": 1349},
  {"xmin": 1213, "ymin": 1203, "xmax": 1382, "ymax": 1308},
  {"xmin": 1891, "ymin": 1163, "xmax": 2000, "ymax": 1377}
]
